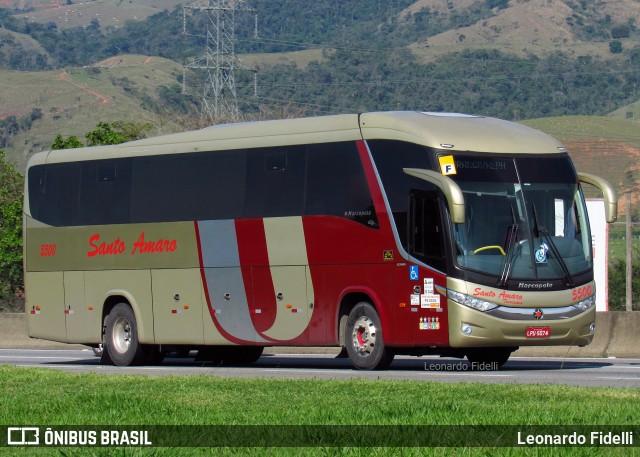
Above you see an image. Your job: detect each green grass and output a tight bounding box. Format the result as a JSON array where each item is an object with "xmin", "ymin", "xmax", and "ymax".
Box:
[
  {"xmin": 1, "ymin": 366, "xmax": 639, "ymax": 455},
  {"xmin": 609, "ymin": 237, "xmax": 640, "ymax": 263}
]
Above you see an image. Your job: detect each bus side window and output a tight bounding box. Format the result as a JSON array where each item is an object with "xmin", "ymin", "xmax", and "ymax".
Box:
[
  {"xmin": 408, "ymin": 189, "xmax": 446, "ymax": 272},
  {"xmin": 244, "ymin": 146, "xmax": 306, "ymax": 218},
  {"xmin": 306, "ymin": 142, "xmax": 378, "ymax": 228},
  {"xmin": 79, "ymin": 160, "xmax": 131, "ymax": 225},
  {"xmin": 29, "ymin": 163, "xmax": 81, "ymax": 227}
]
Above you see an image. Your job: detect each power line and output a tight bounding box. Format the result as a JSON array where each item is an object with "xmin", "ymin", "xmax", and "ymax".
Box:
[{"xmin": 182, "ymin": 0, "xmax": 258, "ymax": 121}]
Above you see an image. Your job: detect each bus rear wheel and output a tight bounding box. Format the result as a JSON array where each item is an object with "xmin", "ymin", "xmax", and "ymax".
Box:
[
  {"xmin": 104, "ymin": 303, "xmax": 148, "ymax": 366},
  {"xmin": 345, "ymin": 302, "xmax": 394, "ymax": 370}
]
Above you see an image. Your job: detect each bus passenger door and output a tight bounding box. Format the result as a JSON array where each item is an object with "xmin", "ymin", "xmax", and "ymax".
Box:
[
  {"xmin": 408, "ymin": 190, "xmax": 447, "ymax": 271},
  {"xmin": 408, "ymin": 190, "xmax": 448, "ymax": 345}
]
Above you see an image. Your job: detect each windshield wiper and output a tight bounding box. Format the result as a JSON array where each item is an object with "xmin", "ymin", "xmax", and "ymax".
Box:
[
  {"xmin": 531, "ymin": 203, "xmax": 575, "ymax": 288},
  {"xmin": 497, "ymin": 204, "xmax": 520, "ymax": 288}
]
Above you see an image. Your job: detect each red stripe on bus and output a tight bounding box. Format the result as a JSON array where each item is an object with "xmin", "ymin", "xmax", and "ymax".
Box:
[
  {"xmin": 235, "ymin": 219, "xmax": 278, "ymax": 335},
  {"xmin": 355, "ymin": 140, "xmax": 393, "ymax": 236}
]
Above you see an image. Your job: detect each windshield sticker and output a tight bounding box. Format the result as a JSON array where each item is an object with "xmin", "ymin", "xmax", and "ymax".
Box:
[
  {"xmin": 456, "ymin": 160, "xmax": 507, "ymax": 171},
  {"xmin": 439, "ymin": 155, "xmax": 457, "ymax": 175},
  {"xmin": 535, "ymin": 242, "xmax": 549, "ymax": 264}
]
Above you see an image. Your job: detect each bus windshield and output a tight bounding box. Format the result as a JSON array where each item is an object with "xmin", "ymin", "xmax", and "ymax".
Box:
[{"xmin": 448, "ymin": 154, "xmax": 592, "ymax": 283}]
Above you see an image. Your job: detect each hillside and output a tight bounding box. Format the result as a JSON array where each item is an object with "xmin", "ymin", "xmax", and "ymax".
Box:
[
  {"xmin": 0, "ymin": 26, "xmax": 49, "ymax": 69},
  {"xmin": 9, "ymin": 0, "xmax": 183, "ymax": 29},
  {"xmin": 0, "ymin": 0, "xmax": 638, "ymax": 204},
  {"xmin": 523, "ymin": 116, "xmax": 640, "ymax": 216},
  {"xmin": 0, "ymin": 55, "xmax": 185, "ymax": 168},
  {"xmin": 407, "ymin": 0, "xmax": 640, "ymax": 60}
]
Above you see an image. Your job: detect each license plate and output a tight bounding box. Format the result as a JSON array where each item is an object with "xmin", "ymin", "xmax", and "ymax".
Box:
[{"xmin": 526, "ymin": 327, "xmax": 550, "ymax": 338}]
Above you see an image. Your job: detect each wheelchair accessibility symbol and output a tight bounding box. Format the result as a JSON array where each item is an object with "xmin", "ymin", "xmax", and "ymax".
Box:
[{"xmin": 410, "ymin": 266, "xmax": 419, "ymax": 281}]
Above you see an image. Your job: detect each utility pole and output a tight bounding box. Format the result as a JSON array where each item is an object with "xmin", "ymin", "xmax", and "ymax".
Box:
[
  {"xmin": 183, "ymin": 0, "xmax": 257, "ymax": 122},
  {"xmin": 626, "ymin": 193, "xmax": 633, "ymax": 311}
]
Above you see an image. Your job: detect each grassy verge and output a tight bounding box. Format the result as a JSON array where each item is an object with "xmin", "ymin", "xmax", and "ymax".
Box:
[{"xmin": 1, "ymin": 366, "xmax": 639, "ymax": 455}]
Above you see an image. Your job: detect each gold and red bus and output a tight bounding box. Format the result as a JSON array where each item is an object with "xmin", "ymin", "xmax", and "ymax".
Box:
[{"xmin": 23, "ymin": 111, "xmax": 617, "ymax": 369}]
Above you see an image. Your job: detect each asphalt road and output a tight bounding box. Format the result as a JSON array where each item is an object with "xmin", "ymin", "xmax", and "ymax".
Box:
[{"xmin": 2, "ymin": 348, "xmax": 640, "ymax": 388}]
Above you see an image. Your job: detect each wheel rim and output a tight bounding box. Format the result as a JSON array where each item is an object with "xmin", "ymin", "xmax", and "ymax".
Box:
[
  {"xmin": 351, "ymin": 315, "xmax": 376, "ymax": 357},
  {"xmin": 112, "ymin": 316, "xmax": 132, "ymax": 354}
]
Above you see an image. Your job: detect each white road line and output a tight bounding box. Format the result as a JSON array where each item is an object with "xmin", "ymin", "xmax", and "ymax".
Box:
[
  {"xmin": 0, "ymin": 355, "xmax": 89, "ymax": 360},
  {"xmin": 0, "ymin": 348, "xmax": 92, "ymax": 352},
  {"xmin": 595, "ymin": 377, "xmax": 640, "ymax": 381}
]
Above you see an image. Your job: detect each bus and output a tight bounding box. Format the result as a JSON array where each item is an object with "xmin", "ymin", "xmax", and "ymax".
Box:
[{"xmin": 23, "ymin": 111, "xmax": 618, "ymax": 370}]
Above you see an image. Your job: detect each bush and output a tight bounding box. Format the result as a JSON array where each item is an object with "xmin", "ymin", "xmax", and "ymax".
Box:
[
  {"xmin": 610, "ymin": 40, "xmax": 623, "ymax": 54},
  {"xmin": 608, "ymin": 247, "xmax": 640, "ymax": 311},
  {"xmin": 0, "ymin": 150, "xmax": 24, "ymax": 306}
]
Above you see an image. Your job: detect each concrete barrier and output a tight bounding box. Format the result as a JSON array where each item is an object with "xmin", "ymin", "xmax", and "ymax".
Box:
[
  {"xmin": 1, "ymin": 312, "xmax": 637, "ymax": 357},
  {"xmin": 0, "ymin": 313, "xmax": 84, "ymax": 349}
]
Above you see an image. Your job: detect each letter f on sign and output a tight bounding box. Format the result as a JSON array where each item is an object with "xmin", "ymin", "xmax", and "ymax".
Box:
[{"xmin": 438, "ymin": 155, "xmax": 457, "ymax": 176}]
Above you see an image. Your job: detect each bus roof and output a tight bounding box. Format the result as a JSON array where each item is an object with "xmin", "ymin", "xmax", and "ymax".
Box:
[
  {"xmin": 28, "ymin": 111, "xmax": 566, "ymax": 166},
  {"xmin": 359, "ymin": 111, "xmax": 566, "ymax": 154}
]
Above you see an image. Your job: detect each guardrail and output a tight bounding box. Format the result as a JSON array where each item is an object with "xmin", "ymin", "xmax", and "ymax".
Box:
[{"xmin": 1, "ymin": 312, "xmax": 638, "ymax": 357}]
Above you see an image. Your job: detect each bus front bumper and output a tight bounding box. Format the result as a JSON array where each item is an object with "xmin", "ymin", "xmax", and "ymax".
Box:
[{"xmin": 447, "ymin": 300, "xmax": 596, "ymax": 348}]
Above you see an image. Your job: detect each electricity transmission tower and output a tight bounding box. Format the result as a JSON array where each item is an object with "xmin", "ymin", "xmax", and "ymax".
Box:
[{"xmin": 183, "ymin": 0, "xmax": 257, "ymax": 122}]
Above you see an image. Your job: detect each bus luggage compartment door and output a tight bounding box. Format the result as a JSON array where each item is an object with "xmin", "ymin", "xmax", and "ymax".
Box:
[
  {"xmin": 25, "ymin": 271, "xmax": 67, "ymax": 342},
  {"xmin": 152, "ymin": 269, "xmax": 204, "ymax": 345},
  {"xmin": 64, "ymin": 271, "xmax": 99, "ymax": 343}
]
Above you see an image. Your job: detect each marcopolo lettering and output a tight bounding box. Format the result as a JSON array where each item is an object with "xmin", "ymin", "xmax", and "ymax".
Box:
[{"xmin": 518, "ymin": 282, "xmax": 554, "ymax": 289}]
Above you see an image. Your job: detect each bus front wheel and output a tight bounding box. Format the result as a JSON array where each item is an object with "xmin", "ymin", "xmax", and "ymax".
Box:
[
  {"xmin": 345, "ymin": 302, "xmax": 394, "ymax": 370},
  {"xmin": 104, "ymin": 303, "xmax": 147, "ymax": 366}
]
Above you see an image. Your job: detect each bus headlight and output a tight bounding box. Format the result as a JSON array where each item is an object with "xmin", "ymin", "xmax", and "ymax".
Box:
[
  {"xmin": 447, "ymin": 290, "xmax": 498, "ymax": 312},
  {"xmin": 573, "ymin": 295, "xmax": 596, "ymax": 311}
]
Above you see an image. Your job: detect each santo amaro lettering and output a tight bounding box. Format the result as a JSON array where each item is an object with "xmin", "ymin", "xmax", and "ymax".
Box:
[{"xmin": 87, "ymin": 232, "xmax": 177, "ymax": 258}]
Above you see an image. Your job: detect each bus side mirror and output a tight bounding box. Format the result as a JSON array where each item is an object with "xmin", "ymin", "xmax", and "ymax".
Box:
[
  {"xmin": 403, "ymin": 168, "xmax": 465, "ymax": 224},
  {"xmin": 577, "ymin": 172, "xmax": 618, "ymax": 223}
]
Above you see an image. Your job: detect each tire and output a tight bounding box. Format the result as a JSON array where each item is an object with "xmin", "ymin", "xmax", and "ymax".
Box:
[
  {"xmin": 466, "ymin": 348, "xmax": 512, "ymax": 369},
  {"xmin": 104, "ymin": 303, "xmax": 147, "ymax": 366},
  {"xmin": 345, "ymin": 302, "xmax": 394, "ymax": 370}
]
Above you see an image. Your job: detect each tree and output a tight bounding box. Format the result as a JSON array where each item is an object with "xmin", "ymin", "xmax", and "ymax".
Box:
[
  {"xmin": 0, "ymin": 149, "xmax": 24, "ymax": 305},
  {"xmin": 51, "ymin": 122, "xmax": 154, "ymax": 150},
  {"xmin": 85, "ymin": 121, "xmax": 152, "ymax": 146},
  {"xmin": 611, "ymin": 24, "xmax": 631, "ymax": 39},
  {"xmin": 610, "ymin": 40, "xmax": 623, "ymax": 54},
  {"xmin": 609, "ymin": 246, "xmax": 640, "ymax": 311},
  {"xmin": 51, "ymin": 134, "xmax": 83, "ymax": 150}
]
